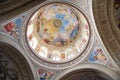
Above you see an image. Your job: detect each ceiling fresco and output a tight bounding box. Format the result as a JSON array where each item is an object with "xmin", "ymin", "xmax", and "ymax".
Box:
[
  {"xmin": 38, "ymin": 68, "xmax": 56, "ymax": 80},
  {"xmin": 0, "ymin": 0, "xmax": 120, "ymax": 80},
  {"xmin": 26, "ymin": 2, "xmax": 90, "ymax": 63},
  {"xmin": 37, "ymin": 4, "xmax": 79, "ymax": 47},
  {"xmin": 0, "ymin": 17, "xmax": 23, "ymax": 42}
]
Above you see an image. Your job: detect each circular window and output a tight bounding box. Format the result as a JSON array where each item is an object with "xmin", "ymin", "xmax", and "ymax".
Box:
[{"xmin": 24, "ymin": 1, "xmax": 93, "ymax": 69}]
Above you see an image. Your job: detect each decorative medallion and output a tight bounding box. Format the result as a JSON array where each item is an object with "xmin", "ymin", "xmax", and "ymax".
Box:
[{"xmin": 23, "ymin": 1, "xmax": 93, "ymax": 69}]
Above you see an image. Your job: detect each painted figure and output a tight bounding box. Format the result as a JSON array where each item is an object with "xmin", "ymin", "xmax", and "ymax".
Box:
[
  {"xmin": 3, "ymin": 18, "xmax": 23, "ymax": 41},
  {"xmin": 89, "ymin": 48, "xmax": 107, "ymax": 63},
  {"xmin": 37, "ymin": 4, "xmax": 80, "ymax": 47},
  {"xmin": 38, "ymin": 69, "xmax": 54, "ymax": 80}
]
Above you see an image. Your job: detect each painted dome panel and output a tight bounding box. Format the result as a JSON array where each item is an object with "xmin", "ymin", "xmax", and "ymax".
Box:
[
  {"xmin": 25, "ymin": 1, "xmax": 92, "ymax": 67},
  {"xmin": 37, "ymin": 4, "xmax": 80, "ymax": 47}
]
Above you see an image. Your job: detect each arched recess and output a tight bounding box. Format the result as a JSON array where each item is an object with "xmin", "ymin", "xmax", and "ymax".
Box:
[
  {"xmin": 92, "ymin": 0, "xmax": 120, "ymax": 68},
  {"xmin": 0, "ymin": 33, "xmax": 38, "ymax": 80},
  {"xmin": 53, "ymin": 64, "xmax": 120, "ymax": 80}
]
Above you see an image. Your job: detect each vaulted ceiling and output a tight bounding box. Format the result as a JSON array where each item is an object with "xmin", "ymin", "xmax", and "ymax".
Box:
[{"xmin": 0, "ymin": 0, "xmax": 120, "ymax": 80}]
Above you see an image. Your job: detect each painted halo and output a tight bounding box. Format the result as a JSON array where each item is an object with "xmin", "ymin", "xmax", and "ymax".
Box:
[{"xmin": 25, "ymin": 1, "xmax": 91, "ymax": 68}]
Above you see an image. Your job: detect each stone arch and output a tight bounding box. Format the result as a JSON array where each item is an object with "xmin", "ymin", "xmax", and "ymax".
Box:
[
  {"xmin": 53, "ymin": 64, "xmax": 120, "ymax": 80},
  {"xmin": 0, "ymin": 33, "xmax": 38, "ymax": 80}
]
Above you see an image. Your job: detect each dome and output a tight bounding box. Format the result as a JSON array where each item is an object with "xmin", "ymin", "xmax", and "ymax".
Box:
[{"xmin": 24, "ymin": 1, "xmax": 92, "ymax": 69}]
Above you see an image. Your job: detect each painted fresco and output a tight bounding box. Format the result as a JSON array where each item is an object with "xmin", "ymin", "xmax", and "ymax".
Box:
[
  {"xmin": 87, "ymin": 39, "xmax": 108, "ymax": 65},
  {"xmin": 87, "ymin": 38, "xmax": 118, "ymax": 72},
  {"xmin": 37, "ymin": 4, "xmax": 80, "ymax": 47},
  {"xmin": 27, "ymin": 3, "xmax": 90, "ymax": 63},
  {"xmin": 0, "ymin": 53, "xmax": 18, "ymax": 80},
  {"xmin": 1, "ymin": 17, "xmax": 24, "ymax": 42},
  {"xmin": 88, "ymin": 47, "xmax": 107, "ymax": 64},
  {"xmin": 38, "ymin": 69, "xmax": 55, "ymax": 80}
]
